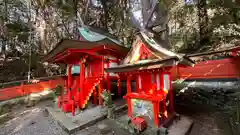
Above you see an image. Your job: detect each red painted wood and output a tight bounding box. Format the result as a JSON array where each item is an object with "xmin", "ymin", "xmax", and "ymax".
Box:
[
  {"xmin": 127, "ymin": 76, "xmax": 131, "ymax": 94},
  {"xmin": 80, "ymin": 61, "xmax": 85, "ymax": 108},
  {"xmin": 0, "ymin": 78, "xmax": 65, "ymax": 101},
  {"xmin": 232, "ymin": 51, "xmax": 237, "ymax": 57},
  {"xmin": 98, "ymin": 57, "xmax": 104, "ymax": 105},
  {"xmin": 117, "ymin": 77, "xmax": 121, "ymax": 97},
  {"xmin": 48, "ymin": 50, "xmax": 69, "ymax": 63},
  {"xmin": 126, "ymin": 75, "xmax": 132, "ymax": 117},
  {"xmin": 53, "ymin": 51, "xmax": 71, "ymax": 63},
  {"xmin": 107, "ymin": 60, "xmax": 111, "ymax": 91},
  {"xmin": 124, "ymin": 92, "xmax": 165, "ymax": 101},
  {"xmin": 93, "ymin": 88, "xmax": 97, "ymax": 105},
  {"xmin": 98, "ymin": 82, "xmax": 103, "ymax": 105},
  {"xmin": 138, "ymin": 72, "xmax": 152, "ymax": 92},
  {"xmin": 169, "ymin": 57, "xmax": 240, "ymax": 80},
  {"xmin": 139, "ymin": 43, "xmax": 153, "ymax": 60},
  {"xmin": 68, "ymin": 65, "xmax": 72, "ymax": 101},
  {"xmin": 77, "ymin": 61, "xmax": 81, "ymax": 108},
  {"xmin": 162, "ymin": 99, "xmax": 167, "ymax": 120},
  {"xmin": 153, "ymin": 101, "xmax": 159, "ymax": 127},
  {"xmin": 127, "ymin": 98, "xmax": 132, "ymax": 117},
  {"xmin": 168, "ymin": 72, "xmax": 174, "ymax": 113}
]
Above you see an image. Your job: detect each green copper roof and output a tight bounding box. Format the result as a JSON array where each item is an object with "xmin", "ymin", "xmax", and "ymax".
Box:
[{"xmin": 78, "ymin": 27, "xmax": 122, "ymax": 45}]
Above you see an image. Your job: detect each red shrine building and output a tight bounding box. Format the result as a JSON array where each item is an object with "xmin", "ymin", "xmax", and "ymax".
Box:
[
  {"xmin": 105, "ymin": 32, "xmax": 195, "ymax": 128},
  {"xmin": 44, "ymin": 26, "xmax": 129, "ymax": 115}
]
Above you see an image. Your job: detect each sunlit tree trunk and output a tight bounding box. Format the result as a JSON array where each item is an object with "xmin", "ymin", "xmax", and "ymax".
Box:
[
  {"xmin": 73, "ymin": 0, "xmax": 79, "ymax": 39},
  {"xmin": 1, "ymin": 0, "xmax": 8, "ymax": 62},
  {"xmin": 99, "ymin": 0, "xmax": 108, "ymax": 29},
  {"xmin": 198, "ymin": 0, "xmax": 209, "ymax": 47}
]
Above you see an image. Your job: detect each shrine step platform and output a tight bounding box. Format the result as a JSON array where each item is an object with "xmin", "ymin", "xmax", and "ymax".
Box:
[
  {"xmin": 108, "ymin": 114, "xmax": 194, "ymax": 135},
  {"xmin": 168, "ymin": 116, "xmax": 194, "ymax": 135},
  {"xmin": 46, "ymin": 100, "xmax": 127, "ymax": 134}
]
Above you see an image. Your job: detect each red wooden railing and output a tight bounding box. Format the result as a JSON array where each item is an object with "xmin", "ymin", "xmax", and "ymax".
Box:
[
  {"xmin": 0, "ymin": 75, "xmax": 66, "ymax": 101},
  {"xmin": 170, "ymin": 57, "xmax": 240, "ymax": 80},
  {"xmin": 81, "ymin": 76, "xmax": 103, "ymax": 108}
]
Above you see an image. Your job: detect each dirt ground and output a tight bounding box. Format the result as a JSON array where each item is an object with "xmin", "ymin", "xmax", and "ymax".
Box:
[
  {"xmin": 176, "ymin": 105, "xmax": 232, "ymax": 135},
  {"xmin": 0, "ymin": 100, "xmax": 68, "ymax": 135}
]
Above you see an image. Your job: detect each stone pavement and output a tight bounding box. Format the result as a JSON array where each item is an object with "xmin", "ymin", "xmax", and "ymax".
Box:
[
  {"xmin": 168, "ymin": 116, "xmax": 194, "ymax": 135},
  {"xmin": 47, "ymin": 98, "xmax": 193, "ymax": 135},
  {"xmin": 46, "ymin": 100, "xmax": 127, "ymax": 134},
  {"xmin": 108, "ymin": 114, "xmax": 194, "ymax": 135}
]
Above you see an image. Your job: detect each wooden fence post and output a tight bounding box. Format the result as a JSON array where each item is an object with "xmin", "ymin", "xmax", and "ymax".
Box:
[
  {"xmin": 21, "ymin": 82, "xmax": 24, "ymax": 96},
  {"xmin": 49, "ymin": 80, "xmax": 52, "ymax": 89}
]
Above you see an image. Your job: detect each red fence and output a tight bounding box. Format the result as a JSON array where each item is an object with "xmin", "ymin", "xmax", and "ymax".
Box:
[
  {"xmin": 170, "ymin": 57, "xmax": 240, "ymax": 80},
  {"xmin": 0, "ymin": 76, "xmax": 66, "ymax": 101}
]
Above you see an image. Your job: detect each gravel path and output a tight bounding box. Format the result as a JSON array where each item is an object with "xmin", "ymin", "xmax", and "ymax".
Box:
[
  {"xmin": 0, "ymin": 100, "xmax": 232, "ymax": 135},
  {"xmin": 0, "ymin": 101, "xmax": 68, "ymax": 135},
  {"xmin": 0, "ymin": 100, "xmax": 129, "ymax": 135},
  {"xmin": 74, "ymin": 109, "xmax": 129, "ymax": 135},
  {"xmin": 189, "ymin": 113, "xmax": 224, "ymax": 135}
]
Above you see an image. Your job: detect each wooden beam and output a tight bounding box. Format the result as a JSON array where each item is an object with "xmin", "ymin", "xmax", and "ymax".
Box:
[
  {"xmin": 68, "ymin": 49, "xmax": 103, "ymax": 59},
  {"xmin": 53, "ymin": 51, "xmax": 71, "ymax": 63},
  {"xmin": 48, "ymin": 50, "xmax": 69, "ymax": 63}
]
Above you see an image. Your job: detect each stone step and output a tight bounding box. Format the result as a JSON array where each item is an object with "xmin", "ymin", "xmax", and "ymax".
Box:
[
  {"xmin": 46, "ymin": 100, "xmax": 127, "ymax": 134},
  {"xmin": 168, "ymin": 116, "xmax": 194, "ymax": 135}
]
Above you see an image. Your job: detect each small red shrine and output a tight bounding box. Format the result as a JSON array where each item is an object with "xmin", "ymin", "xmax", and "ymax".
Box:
[
  {"xmin": 105, "ymin": 32, "xmax": 194, "ymax": 128},
  {"xmin": 44, "ymin": 27, "xmax": 129, "ymax": 115}
]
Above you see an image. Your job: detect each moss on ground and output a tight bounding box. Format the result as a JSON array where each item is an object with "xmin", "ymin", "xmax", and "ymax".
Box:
[
  {"xmin": 173, "ymin": 82, "xmax": 240, "ymax": 135},
  {"xmin": 0, "ymin": 105, "xmax": 13, "ymax": 125},
  {"xmin": 0, "ymin": 114, "xmax": 13, "ymax": 125}
]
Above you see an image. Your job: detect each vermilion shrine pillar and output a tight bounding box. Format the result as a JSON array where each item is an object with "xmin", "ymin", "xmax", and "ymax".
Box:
[
  {"xmin": 168, "ymin": 73, "xmax": 174, "ymax": 113},
  {"xmin": 67, "ymin": 65, "xmax": 72, "ymax": 100},
  {"xmin": 117, "ymin": 76, "xmax": 121, "ymax": 97},
  {"xmin": 107, "ymin": 59, "xmax": 111, "ymax": 91},
  {"xmin": 127, "ymin": 75, "xmax": 132, "ymax": 117},
  {"xmin": 98, "ymin": 57, "xmax": 104, "ymax": 105},
  {"xmin": 79, "ymin": 58, "xmax": 85, "ymax": 108},
  {"xmin": 232, "ymin": 50, "xmax": 237, "ymax": 57},
  {"xmin": 153, "ymin": 101, "xmax": 160, "ymax": 127}
]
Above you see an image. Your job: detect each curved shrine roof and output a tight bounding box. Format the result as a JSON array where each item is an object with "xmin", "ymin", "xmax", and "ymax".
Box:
[
  {"xmin": 43, "ymin": 26, "xmax": 128, "ymax": 63},
  {"xmin": 43, "ymin": 39, "xmax": 128, "ymax": 63},
  {"xmin": 78, "ymin": 26, "xmax": 122, "ymax": 46},
  {"xmin": 105, "ymin": 32, "xmax": 194, "ymax": 73}
]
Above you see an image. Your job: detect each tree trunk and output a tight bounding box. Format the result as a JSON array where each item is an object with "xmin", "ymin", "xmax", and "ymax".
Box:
[
  {"xmin": 198, "ymin": 0, "xmax": 209, "ymax": 47},
  {"xmin": 83, "ymin": 0, "xmax": 90, "ymax": 23},
  {"xmin": 73, "ymin": 0, "xmax": 79, "ymax": 39},
  {"xmin": 99, "ymin": 0, "xmax": 108, "ymax": 29},
  {"xmin": 1, "ymin": 0, "xmax": 8, "ymax": 63}
]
